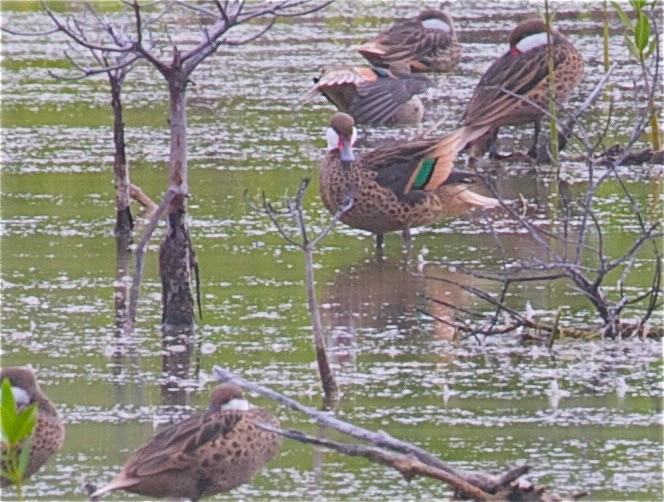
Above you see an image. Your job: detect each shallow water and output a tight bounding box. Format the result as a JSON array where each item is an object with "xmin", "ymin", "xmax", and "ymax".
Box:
[{"xmin": 1, "ymin": 0, "xmax": 662, "ymax": 500}]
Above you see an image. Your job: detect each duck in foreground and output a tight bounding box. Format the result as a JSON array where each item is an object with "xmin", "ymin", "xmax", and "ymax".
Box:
[
  {"xmin": 462, "ymin": 18, "xmax": 584, "ymax": 159},
  {"xmin": 301, "ymin": 64, "xmax": 429, "ymax": 125},
  {"xmin": 91, "ymin": 384, "xmax": 281, "ymax": 500},
  {"xmin": 0, "ymin": 367, "xmax": 65, "ymax": 487},
  {"xmin": 319, "ymin": 112, "xmax": 500, "ymax": 251},
  {"xmin": 356, "ymin": 9, "xmax": 462, "ymax": 73}
]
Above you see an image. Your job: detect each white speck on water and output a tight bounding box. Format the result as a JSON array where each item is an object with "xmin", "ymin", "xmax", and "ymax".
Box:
[{"xmin": 200, "ymin": 342, "xmax": 217, "ymax": 355}]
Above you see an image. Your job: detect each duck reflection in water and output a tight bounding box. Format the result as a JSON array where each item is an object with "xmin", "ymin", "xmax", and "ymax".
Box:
[{"xmin": 320, "ymin": 257, "xmax": 484, "ymax": 369}]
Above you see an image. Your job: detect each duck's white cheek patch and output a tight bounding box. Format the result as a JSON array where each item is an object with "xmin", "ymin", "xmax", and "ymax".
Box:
[
  {"xmin": 421, "ymin": 18, "xmax": 451, "ymax": 32},
  {"xmin": 10, "ymin": 386, "xmax": 31, "ymax": 405},
  {"xmin": 223, "ymin": 398, "xmax": 250, "ymax": 411},
  {"xmin": 326, "ymin": 127, "xmax": 339, "ymax": 151},
  {"xmin": 516, "ymin": 32, "xmax": 549, "ymax": 52}
]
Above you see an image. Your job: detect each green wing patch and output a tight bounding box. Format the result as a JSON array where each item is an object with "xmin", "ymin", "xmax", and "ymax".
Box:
[{"xmin": 412, "ymin": 158, "xmax": 436, "ymax": 189}]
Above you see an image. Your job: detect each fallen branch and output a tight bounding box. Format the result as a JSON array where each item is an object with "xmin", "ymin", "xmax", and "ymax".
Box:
[
  {"xmin": 212, "ymin": 365, "xmax": 530, "ymax": 496},
  {"xmin": 254, "ymin": 423, "xmax": 492, "ymax": 500},
  {"xmin": 123, "ymin": 189, "xmax": 175, "ymax": 338},
  {"xmin": 129, "ymin": 183, "xmax": 158, "ymax": 211},
  {"xmin": 419, "ymin": 307, "xmax": 663, "ymax": 341}
]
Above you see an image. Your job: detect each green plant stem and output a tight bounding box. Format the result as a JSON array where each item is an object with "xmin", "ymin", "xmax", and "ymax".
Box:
[
  {"xmin": 545, "ymin": 0, "xmax": 559, "ymax": 165},
  {"xmin": 649, "ymin": 106, "xmax": 661, "ymax": 150},
  {"xmin": 15, "ymin": 477, "xmax": 24, "ymax": 501}
]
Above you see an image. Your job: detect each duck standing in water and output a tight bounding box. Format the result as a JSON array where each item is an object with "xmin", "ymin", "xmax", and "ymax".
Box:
[
  {"xmin": 0, "ymin": 367, "xmax": 65, "ymax": 487},
  {"xmin": 356, "ymin": 9, "xmax": 462, "ymax": 73},
  {"xmin": 319, "ymin": 112, "xmax": 499, "ymax": 251},
  {"xmin": 462, "ymin": 18, "xmax": 585, "ymax": 159},
  {"xmin": 92, "ymin": 384, "xmax": 281, "ymax": 500},
  {"xmin": 301, "ymin": 64, "xmax": 429, "ymax": 126}
]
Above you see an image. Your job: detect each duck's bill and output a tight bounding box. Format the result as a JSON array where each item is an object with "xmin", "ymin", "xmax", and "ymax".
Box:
[{"xmin": 340, "ymin": 140, "xmax": 356, "ymax": 162}]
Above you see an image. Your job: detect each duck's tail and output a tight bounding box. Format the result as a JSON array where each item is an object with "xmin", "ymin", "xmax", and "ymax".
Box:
[
  {"xmin": 356, "ymin": 41, "xmax": 387, "ymax": 57},
  {"xmin": 300, "ymin": 79, "xmax": 322, "ymax": 103},
  {"xmin": 90, "ymin": 477, "xmax": 140, "ymax": 499},
  {"xmin": 427, "ymin": 124, "xmax": 491, "ymax": 165},
  {"xmin": 455, "ymin": 188, "xmax": 501, "ymax": 208}
]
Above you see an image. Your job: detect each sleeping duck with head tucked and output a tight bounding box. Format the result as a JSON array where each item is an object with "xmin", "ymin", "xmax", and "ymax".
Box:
[
  {"xmin": 356, "ymin": 9, "xmax": 462, "ymax": 73},
  {"xmin": 91, "ymin": 384, "xmax": 281, "ymax": 501}
]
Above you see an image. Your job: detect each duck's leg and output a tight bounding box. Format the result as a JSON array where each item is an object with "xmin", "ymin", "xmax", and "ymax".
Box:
[
  {"xmin": 401, "ymin": 226, "xmax": 414, "ymax": 262},
  {"xmin": 527, "ymin": 118, "xmax": 541, "ymax": 158},
  {"xmin": 402, "ymin": 225, "xmax": 413, "ymax": 254},
  {"xmin": 375, "ymin": 233, "xmax": 384, "ymax": 259},
  {"xmin": 487, "ymin": 128, "xmax": 500, "ymax": 158},
  {"xmin": 487, "ymin": 127, "xmax": 513, "ymax": 159}
]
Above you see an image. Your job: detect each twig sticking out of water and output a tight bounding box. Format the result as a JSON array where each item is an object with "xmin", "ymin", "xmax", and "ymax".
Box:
[{"xmin": 246, "ymin": 178, "xmax": 352, "ymax": 408}]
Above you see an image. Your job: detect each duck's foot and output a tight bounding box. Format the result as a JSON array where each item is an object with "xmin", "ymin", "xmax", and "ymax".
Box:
[{"xmin": 527, "ymin": 143, "xmax": 539, "ymax": 159}]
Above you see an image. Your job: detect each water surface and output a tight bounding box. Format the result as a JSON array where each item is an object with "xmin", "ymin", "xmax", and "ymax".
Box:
[{"xmin": 1, "ymin": 1, "xmax": 662, "ymax": 500}]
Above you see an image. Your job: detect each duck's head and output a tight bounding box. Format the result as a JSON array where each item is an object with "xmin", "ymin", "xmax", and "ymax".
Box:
[
  {"xmin": 0, "ymin": 366, "xmax": 41, "ymax": 409},
  {"xmin": 418, "ymin": 9, "xmax": 454, "ymax": 34},
  {"xmin": 509, "ymin": 19, "xmax": 556, "ymax": 55},
  {"xmin": 326, "ymin": 112, "xmax": 357, "ymax": 162},
  {"xmin": 208, "ymin": 383, "xmax": 250, "ymax": 412}
]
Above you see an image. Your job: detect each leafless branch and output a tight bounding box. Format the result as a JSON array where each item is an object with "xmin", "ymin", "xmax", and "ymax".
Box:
[
  {"xmin": 41, "ymin": 0, "xmax": 134, "ymax": 53},
  {"xmin": 123, "ymin": 190, "xmax": 176, "ymax": 338},
  {"xmin": 49, "ymin": 54, "xmax": 141, "ymax": 80},
  {"xmin": 249, "ymin": 179, "xmax": 347, "ymax": 405},
  {"xmin": 0, "ymin": 24, "xmax": 59, "ymax": 36}
]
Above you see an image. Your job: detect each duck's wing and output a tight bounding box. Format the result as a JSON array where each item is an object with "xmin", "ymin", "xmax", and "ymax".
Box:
[
  {"xmin": 463, "ymin": 41, "xmax": 570, "ymax": 127},
  {"xmin": 363, "ymin": 126, "xmax": 491, "ymax": 202},
  {"xmin": 349, "ymin": 74, "xmax": 428, "ymax": 125},
  {"xmin": 300, "ymin": 67, "xmax": 375, "ymax": 104},
  {"xmin": 125, "ymin": 411, "xmax": 244, "ymax": 477},
  {"xmin": 361, "ymin": 140, "xmax": 453, "ymax": 203}
]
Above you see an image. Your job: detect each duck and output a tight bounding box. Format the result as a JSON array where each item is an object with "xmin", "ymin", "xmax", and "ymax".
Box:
[
  {"xmin": 301, "ymin": 64, "xmax": 429, "ymax": 125},
  {"xmin": 356, "ymin": 9, "xmax": 462, "ymax": 73},
  {"xmin": 462, "ymin": 18, "xmax": 585, "ymax": 159},
  {"xmin": 319, "ymin": 112, "xmax": 499, "ymax": 251},
  {"xmin": 0, "ymin": 367, "xmax": 65, "ymax": 487},
  {"xmin": 91, "ymin": 384, "xmax": 281, "ymax": 500}
]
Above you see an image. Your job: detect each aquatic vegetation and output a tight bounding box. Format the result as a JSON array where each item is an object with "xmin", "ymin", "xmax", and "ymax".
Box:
[
  {"xmin": 612, "ymin": 0, "xmax": 662, "ymax": 150},
  {"xmin": 0, "ymin": 378, "xmax": 37, "ymax": 500}
]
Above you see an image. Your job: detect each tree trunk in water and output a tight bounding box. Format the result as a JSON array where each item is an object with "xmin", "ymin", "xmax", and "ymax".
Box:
[
  {"xmin": 110, "ymin": 76, "xmax": 133, "ymax": 237},
  {"xmin": 160, "ymin": 71, "xmax": 193, "ymax": 327}
]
